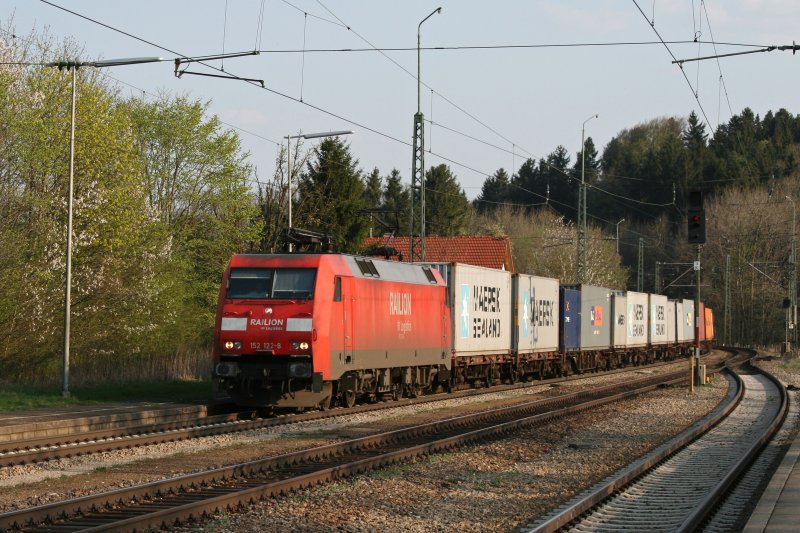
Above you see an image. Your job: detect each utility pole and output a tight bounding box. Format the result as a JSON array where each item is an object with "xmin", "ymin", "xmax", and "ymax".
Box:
[
  {"xmin": 577, "ymin": 113, "xmax": 598, "ymax": 282},
  {"xmin": 724, "ymin": 254, "xmax": 731, "ymax": 346}
]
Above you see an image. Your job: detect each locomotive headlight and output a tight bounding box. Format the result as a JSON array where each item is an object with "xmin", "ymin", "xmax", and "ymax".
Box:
[
  {"xmin": 224, "ymin": 341, "xmax": 234, "ymax": 350},
  {"xmin": 223, "ymin": 341, "xmax": 242, "ymax": 350},
  {"xmin": 299, "ymin": 341, "xmax": 309, "ymax": 350},
  {"xmin": 291, "ymin": 341, "xmax": 310, "ymax": 351}
]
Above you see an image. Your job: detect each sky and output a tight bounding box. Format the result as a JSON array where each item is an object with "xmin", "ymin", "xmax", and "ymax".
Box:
[{"xmin": 2, "ymin": 0, "xmax": 799, "ymax": 200}]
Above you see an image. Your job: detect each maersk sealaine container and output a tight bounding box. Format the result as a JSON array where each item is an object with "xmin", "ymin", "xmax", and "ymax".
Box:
[
  {"xmin": 440, "ymin": 263, "xmax": 512, "ymax": 357},
  {"xmin": 513, "ymin": 274, "xmax": 559, "ymax": 354},
  {"xmin": 626, "ymin": 291, "xmax": 649, "ymax": 348},
  {"xmin": 561, "ymin": 284, "xmax": 611, "ymax": 351},
  {"xmin": 560, "ymin": 287, "xmax": 580, "ymax": 352},
  {"xmin": 680, "ymin": 299, "xmax": 695, "ymax": 343},
  {"xmin": 649, "ymin": 294, "xmax": 670, "ymax": 345},
  {"xmin": 610, "ymin": 291, "xmax": 626, "ymax": 349}
]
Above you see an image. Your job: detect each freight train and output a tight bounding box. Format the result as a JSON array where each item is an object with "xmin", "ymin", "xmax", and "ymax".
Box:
[{"xmin": 212, "ymin": 253, "xmax": 714, "ymax": 410}]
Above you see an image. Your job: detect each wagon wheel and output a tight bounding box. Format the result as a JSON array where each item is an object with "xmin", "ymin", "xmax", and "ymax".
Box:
[{"xmin": 342, "ymin": 389, "xmax": 357, "ymax": 408}]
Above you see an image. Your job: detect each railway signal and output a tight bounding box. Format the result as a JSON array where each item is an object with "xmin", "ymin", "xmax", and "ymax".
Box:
[{"xmin": 687, "ymin": 190, "xmax": 706, "ymax": 244}]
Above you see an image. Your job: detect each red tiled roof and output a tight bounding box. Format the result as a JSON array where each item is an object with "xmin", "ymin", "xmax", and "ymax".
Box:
[{"xmin": 362, "ymin": 235, "xmax": 515, "ymax": 271}]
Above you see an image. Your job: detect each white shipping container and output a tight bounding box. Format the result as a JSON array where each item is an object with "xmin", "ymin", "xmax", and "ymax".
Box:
[
  {"xmin": 513, "ymin": 274, "xmax": 559, "ymax": 353},
  {"xmin": 449, "ymin": 264, "xmax": 513, "ymax": 357},
  {"xmin": 611, "ymin": 292, "xmax": 627, "ymax": 348},
  {"xmin": 649, "ymin": 294, "xmax": 670, "ymax": 345},
  {"xmin": 626, "ymin": 291, "xmax": 649, "ymax": 348},
  {"xmin": 675, "ymin": 300, "xmax": 686, "ymax": 342},
  {"xmin": 681, "ymin": 299, "xmax": 695, "ymax": 343},
  {"xmin": 666, "ymin": 300, "xmax": 677, "ymax": 344}
]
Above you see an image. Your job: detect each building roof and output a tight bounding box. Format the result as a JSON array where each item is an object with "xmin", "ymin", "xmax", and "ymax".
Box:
[{"xmin": 362, "ymin": 235, "xmax": 515, "ymax": 272}]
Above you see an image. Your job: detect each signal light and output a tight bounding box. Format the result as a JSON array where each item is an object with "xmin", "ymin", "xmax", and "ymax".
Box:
[{"xmin": 687, "ymin": 190, "xmax": 706, "ymax": 244}]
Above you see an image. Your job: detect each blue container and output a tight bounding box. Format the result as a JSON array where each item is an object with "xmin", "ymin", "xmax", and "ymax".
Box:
[{"xmin": 560, "ymin": 287, "xmax": 581, "ymax": 352}]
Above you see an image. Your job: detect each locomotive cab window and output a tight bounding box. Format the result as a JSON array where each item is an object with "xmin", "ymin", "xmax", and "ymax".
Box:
[
  {"xmin": 227, "ymin": 268, "xmax": 316, "ymax": 300},
  {"xmin": 333, "ymin": 277, "xmax": 342, "ymax": 302}
]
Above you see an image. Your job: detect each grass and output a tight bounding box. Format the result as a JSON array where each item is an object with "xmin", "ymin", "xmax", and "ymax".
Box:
[
  {"xmin": 781, "ymin": 356, "xmax": 800, "ymax": 370},
  {"xmin": 0, "ymin": 379, "xmax": 212, "ymax": 412}
]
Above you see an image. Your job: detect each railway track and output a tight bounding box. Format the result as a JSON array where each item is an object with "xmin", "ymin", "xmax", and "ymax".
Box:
[
  {"xmin": 520, "ymin": 349, "xmax": 787, "ymax": 533},
  {"xmin": 0, "ymin": 366, "xmax": 696, "ymax": 532},
  {"xmin": 0, "ymin": 357, "xmax": 706, "ymax": 468}
]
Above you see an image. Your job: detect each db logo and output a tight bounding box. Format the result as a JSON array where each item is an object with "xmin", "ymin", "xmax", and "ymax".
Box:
[{"xmin": 264, "ymin": 307, "xmax": 273, "ymax": 315}]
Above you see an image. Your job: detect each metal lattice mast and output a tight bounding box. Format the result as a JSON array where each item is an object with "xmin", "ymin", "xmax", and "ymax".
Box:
[
  {"xmin": 576, "ymin": 181, "xmax": 586, "ymax": 282},
  {"xmin": 637, "ymin": 238, "xmax": 644, "ymax": 292},
  {"xmin": 654, "ymin": 261, "xmax": 662, "ymax": 294},
  {"xmin": 410, "ymin": 113, "xmax": 425, "ymax": 262}
]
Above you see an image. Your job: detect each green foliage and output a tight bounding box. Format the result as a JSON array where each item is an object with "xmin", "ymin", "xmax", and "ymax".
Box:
[
  {"xmin": 296, "ymin": 137, "xmax": 368, "ymax": 252},
  {"xmin": 0, "ymin": 33, "xmax": 261, "ymax": 385},
  {"xmin": 474, "ymin": 167, "xmax": 512, "ymax": 213},
  {"xmin": 424, "ymin": 164, "xmax": 470, "ymax": 235},
  {"xmin": 381, "ymin": 168, "xmax": 410, "ymax": 235},
  {"xmin": 0, "ymin": 380, "xmax": 210, "ymax": 411}
]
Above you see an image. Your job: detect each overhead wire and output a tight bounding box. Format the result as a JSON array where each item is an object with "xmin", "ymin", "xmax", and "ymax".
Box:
[
  {"xmin": 252, "ymin": 40, "xmax": 767, "ymax": 54},
  {"xmin": 32, "ymin": 0, "xmax": 710, "ymax": 230}
]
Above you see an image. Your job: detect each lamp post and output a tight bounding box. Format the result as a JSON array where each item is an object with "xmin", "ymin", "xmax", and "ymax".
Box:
[
  {"xmin": 410, "ymin": 7, "xmax": 442, "ymax": 263},
  {"xmin": 616, "ymin": 218, "xmax": 626, "ymax": 256},
  {"xmin": 577, "ymin": 113, "xmax": 598, "ymax": 283},
  {"xmin": 46, "ymin": 57, "xmax": 162, "ymax": 398},
  {"xmin": 787, "ymin": 195, "xmax": 797, "ymax": 353},
  {"xmin": 284, "ymin": 130, "xmax": 354, "ymax": 252}
]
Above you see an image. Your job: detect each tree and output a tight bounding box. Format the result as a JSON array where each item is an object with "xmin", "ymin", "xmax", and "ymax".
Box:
[
  {"xmin": 296, "ymin": 137, "xmax": 367, "ymax": 252},
  {"xmin": 474, "ymin": 167, "xmax": 512, "ymax": 213},
  {"xmin": 127, "ymin": 94, "xmax": 261, "ymax": 346},
  {"xmin": 381, "ymin": 168, "xmax": 410, "ymax": 236},
  {"xmin": 363, "ymin": 167, "xmax": 382, "ymax": 237},
  {"xmin": 424, "ymin": 164, "xmax": 470, "ymax": 236},
  {"xmin": 540, "ymin": 146, "xmax": 574, "ymax": 220},
  {"xmin": 681, "ymin": 111, "xmax": 709, "ymax": 205}
]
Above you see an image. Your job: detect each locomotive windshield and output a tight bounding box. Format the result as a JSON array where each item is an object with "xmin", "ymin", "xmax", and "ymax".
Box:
[{"xmin": 227, "ymin": 268, "xmax": 316, "ymax": 300}]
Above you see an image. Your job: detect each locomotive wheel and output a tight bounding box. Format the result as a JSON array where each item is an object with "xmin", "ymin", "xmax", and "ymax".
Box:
[{"xmin": 342, "ymin": 389, "xmax": 356, "ymax": 408}]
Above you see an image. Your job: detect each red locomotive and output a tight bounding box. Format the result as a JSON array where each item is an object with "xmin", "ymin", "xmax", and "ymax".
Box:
[{"xmin": 213, "ymin": 254, "xmax": 451, "ymax": 409}]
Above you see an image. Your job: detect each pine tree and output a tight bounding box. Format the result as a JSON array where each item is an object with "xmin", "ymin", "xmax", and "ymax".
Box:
[
  {"xmin": 296, "ymin": 137, "xmax": 367, "ymax": 252},
  {"xmin": 424, "ymin": 164, "xmax": 470, "ymax": 235},
  {"xmin": 381, "ymin": 168, "xmax": 410, "ymax": 235},
  {"xmin": 474, "ymin": 167, "xmax": 512, "ymax": 213}
]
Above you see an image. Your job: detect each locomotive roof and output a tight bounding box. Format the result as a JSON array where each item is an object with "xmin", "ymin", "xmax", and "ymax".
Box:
[{"xmin": 230, "ymin": 253, "xmax": 444, "ymax": 286}]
